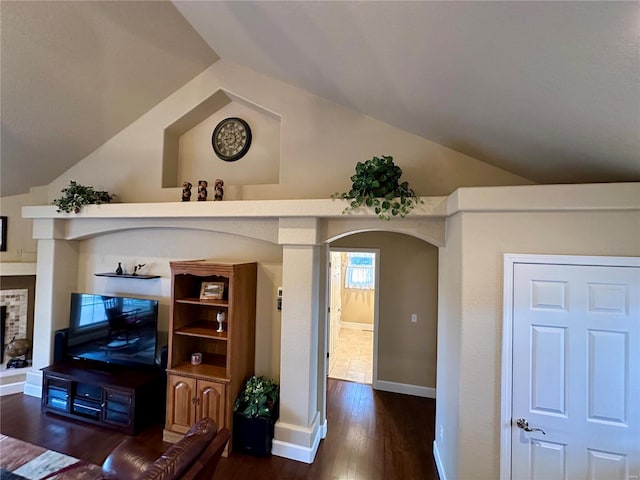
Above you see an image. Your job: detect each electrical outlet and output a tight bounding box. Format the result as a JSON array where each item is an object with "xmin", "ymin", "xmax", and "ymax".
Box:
[{"xmin": 411, "ymin": 313, "xmax": 417, "ymax": 323}]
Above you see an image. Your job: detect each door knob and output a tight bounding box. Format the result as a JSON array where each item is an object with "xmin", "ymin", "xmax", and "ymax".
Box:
[{"xmin": 516, "ymin": 418, "xmax": 546, "ymax": 435}]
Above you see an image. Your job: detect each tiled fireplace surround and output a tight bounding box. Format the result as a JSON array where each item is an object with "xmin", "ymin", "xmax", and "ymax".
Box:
[{"xmin": 0, "ymin": 289, "xmax": 29, "ymax": 356}]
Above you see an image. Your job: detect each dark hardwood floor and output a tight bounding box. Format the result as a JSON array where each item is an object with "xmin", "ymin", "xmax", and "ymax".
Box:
[{"xmin": 0, "ymin": 378, "xmax": 438, "ymax": 480}]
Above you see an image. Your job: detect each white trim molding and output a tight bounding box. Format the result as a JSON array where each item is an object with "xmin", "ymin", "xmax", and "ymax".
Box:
[
  {"xmin": 374, "ymin": 379, "xmax": 436, "ymax": 398},
  {"xmin": 339, "ymin": 321, "xmax": 374, "ymax": 331},
  {"xmin": 0, "ymin": 381, "xmax": 25, "ymax": 396},
  {"xmin": 500, "ymin": 253, "xmax": 640, "ymax": 480},
  {"xmin": 433, "ymin": 441, "xmax": 447, "ymax": 480},
  {"xmin": 23, "ymin": 370, "xmax": 43, "ymax": 398},
  {"xmin": 272, "ymin": 427, "xmax": 323, "ymax": 464},
  {"xmin": 272, "ymin": 413, "xmax": 322, "ymax": 464}
]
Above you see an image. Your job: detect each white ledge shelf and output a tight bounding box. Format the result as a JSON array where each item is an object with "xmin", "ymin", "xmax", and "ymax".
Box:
[
  {"xmin": 22, "ymin": 183, "xmax": 639, "ymax": 222},
  {"xmin": 22, "ymin": 197, "xmax": 448, "ymax": 220}
]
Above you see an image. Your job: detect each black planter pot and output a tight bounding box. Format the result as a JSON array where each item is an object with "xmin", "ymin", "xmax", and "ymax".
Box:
[{"xmin": 233, "ymin": 411, "xmax": 277, "ymax": 456}]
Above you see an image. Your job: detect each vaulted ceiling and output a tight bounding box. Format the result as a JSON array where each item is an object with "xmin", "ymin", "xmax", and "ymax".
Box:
[{"xmin": 1, "ymin": 1, "xmax": 638, "ymax": 197}]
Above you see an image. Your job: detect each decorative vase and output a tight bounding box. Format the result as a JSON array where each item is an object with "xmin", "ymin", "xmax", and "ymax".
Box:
[
  {"xmin": 115, "ymin": 262, "xmax": 123, "ymax": 275},
  {"xmin": 216, "ymin": 311, "xmax": 225, "ymax": 333}
]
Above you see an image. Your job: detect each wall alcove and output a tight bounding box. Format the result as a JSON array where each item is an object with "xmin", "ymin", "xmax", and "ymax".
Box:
[{"xmin": 162, "ymin": 89, "xmax": 282, "ymax": 194}]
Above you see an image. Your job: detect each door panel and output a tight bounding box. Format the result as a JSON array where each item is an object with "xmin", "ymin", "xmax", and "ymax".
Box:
[
  {"xmin": 166, "ymin": 374, "xmax": 196, "ymax": 433},
  {"xmin": 198, "ymin": 380, "xmax": 225, "ymax": 428},
  {"xmin": 530, "ymin": 325, "xmax": 566, "ymax": 415},
  {"xmin": 512, "ymin": 263, "xmax": 639, "ymax": 479}
]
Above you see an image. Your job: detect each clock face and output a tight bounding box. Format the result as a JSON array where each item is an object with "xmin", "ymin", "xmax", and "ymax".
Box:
[{"xmin": 211, "ymin": 117, "xmax": 252, "ymax": 162}]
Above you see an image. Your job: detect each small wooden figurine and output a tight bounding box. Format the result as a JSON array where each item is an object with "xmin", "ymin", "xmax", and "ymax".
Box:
[
  {"xmin": 214, "ymin": 179, "xmax": 224, "ymax": 201},
  {"xmin": 198, "ymin": 180, "xmax": 208, "ymax": 201},
  {"xmin": 182, "ymin": 182, "xmax": 192, "ymax": 202}
]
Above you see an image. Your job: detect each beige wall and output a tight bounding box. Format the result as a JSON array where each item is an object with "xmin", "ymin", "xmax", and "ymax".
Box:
[
  {"xmin": 45, "ymin": 60, "xmax": 530, "ymax": 205},
  {"xmin": 437, "ymin": 209, "xmax": 640, "ymax": 480},
  {"xmin": 340, "ymin": 288, "xmax": 374, "ymax": 326},
  {"xmin": 0, "ymin": 193, "xmax": 36, "ymax": 263},
  {"xmin": 178, "ymin": 100, "xmax": 281, "ymax": 189},
  {"xmin": 76, "ymin": 228, "xmax": 283, "ymax": 380},
  {"xmin": 332, "ymin": 231, "xmax": 438, "ymax": 388}
]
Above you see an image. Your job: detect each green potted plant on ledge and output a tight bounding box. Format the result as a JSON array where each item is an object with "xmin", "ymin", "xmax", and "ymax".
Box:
[
  {"xmin": 233, "ymin": 375, "xmax": 279, "ymax": 456},
  {"xmin": 332, "ymin": 155, "xmax": 422, "ymax": 220},
  {"xmin": 52, "ymin": 180, "xmax": 115, "ymax": 214}
]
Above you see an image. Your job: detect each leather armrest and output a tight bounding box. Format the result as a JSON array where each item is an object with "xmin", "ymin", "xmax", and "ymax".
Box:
[
  {"xmin": 102, "ymin": 437, "xmax": 162, "ymax": 480},
  {"xmin": 102, "ymin": 418, "xmax": 219, "ymax": 480}
]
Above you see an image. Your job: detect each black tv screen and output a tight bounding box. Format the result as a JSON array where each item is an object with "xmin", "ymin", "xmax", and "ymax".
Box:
[{"xmin": 67, "ymin": 293, "xmax": 159, "ymax": 368}]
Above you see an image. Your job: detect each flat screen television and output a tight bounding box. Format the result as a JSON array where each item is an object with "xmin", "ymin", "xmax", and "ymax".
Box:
[{"xmin": 66, "ymin": 293, "xmax": 159, "ymax": 368}]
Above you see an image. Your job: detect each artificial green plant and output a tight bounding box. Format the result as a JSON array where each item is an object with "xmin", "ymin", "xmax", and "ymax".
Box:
[
  {"xmin": 233, "ymin": 375, "xmax": 279, "ymax": 418},
  {"xmin": 52, "ymin": 180, "xmax": 115, "ymax": 214},
  {"xmin": 332, "ymin": 155, "xmax": 422, "ymax": 220}
]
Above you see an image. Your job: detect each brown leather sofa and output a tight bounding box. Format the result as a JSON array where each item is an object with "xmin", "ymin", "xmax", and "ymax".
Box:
[{"xmin": 102, "ymin": 418, "xmax": 230, "ymax": 480}]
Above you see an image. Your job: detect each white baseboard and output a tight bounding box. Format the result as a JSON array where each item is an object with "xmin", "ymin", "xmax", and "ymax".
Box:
[
  {"xmin": 0, "ymin": 381, "xmax": 25, "ymax": 396},
  {"xmin": 272, "ymin": 427, "xmax": 322, "ymax": 464},
  {"xmin": 320, "ymin": 420, "xmax": 327, "ymax": 439},
  {"xmin": 433, "ymin": 440, "xmax": 447, "ymax": 480},
  {"xmin": 374, "ymin": 379, "xmax": 436, "ymax": 398},
  {"xmin": 339, "ymin": 321, "xmax": 373, "ymax": 331},
  {"xmin": 23, "ymin": 382, "xmax": 42, "ymax": 398},
  {"xmin": 24, "ymin": 370, "xmax": 43, "ymax": 398}
]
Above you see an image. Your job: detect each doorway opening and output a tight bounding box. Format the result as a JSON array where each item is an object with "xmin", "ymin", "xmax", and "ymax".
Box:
[{"xmin": 327, "ymin": 249, "xmax": 378, "ymax": 385}]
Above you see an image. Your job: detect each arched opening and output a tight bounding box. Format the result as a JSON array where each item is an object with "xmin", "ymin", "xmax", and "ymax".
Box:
[{"xmin": 328, "ymin": 231, "xmax": 438, "ymax": 396}]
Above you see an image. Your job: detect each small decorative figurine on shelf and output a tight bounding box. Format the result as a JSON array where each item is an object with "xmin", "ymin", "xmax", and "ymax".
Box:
[
  {"xmin": 191, "ymin": 352, "xmax": 202, "ymax": 366},
  {"xmin": 198, "ymin": 180, "xmax": 208, "ymax": 201},
  {"xmin": 132, "ymin": 263, "xmax": 146, "ymax": 276},
  {"xmin": 216, "ymin": 310, "xmax": 226, "ymax": 333},
  {"xmin": 214, "ymin": 179, "xmax": 224, "ymax": 201},
  {"xmin": 115, "ymin": 262, "xmax": 123, "ymax": 275},
  {"xmin": 182, "ymin": 182, "xmax": 192, "ymax": 202}
]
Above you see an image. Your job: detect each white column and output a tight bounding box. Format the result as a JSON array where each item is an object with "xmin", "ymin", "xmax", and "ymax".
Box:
[
  {"xmin": 24, "ymin": 219, "xmax": 78, "ymax": 397},
  {"xmin": 272, "ymin": 218, "xmax": 322, "ymax": 463}
]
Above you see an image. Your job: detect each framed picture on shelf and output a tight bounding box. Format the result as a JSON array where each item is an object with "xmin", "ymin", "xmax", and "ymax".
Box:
[{"xmin": 200, "ymin": 281, "xmax": 225, "ymax": 301}]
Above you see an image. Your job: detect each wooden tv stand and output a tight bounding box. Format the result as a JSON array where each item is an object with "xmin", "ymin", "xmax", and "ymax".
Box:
[{"xmin": 41, "ymin": 361, "xmax": 165, "ymax": 435}]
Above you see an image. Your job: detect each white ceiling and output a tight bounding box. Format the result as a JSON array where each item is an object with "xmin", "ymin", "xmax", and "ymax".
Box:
[{"xmin": 1, "ymin": 1, "xmax": 638, "ymax": 197}]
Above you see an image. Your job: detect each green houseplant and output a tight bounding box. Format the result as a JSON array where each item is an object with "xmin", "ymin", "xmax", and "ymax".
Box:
[
  {"xmin": 332, "ymin": 155, "xmax": 422, "ymax": 220},
  {"xmin": 52, "ymin": 180, "xmax": 115, "ymax": 214},
  {"xmin": 233, "ymin": 376, "xmax": 279, "ymax": 456}
]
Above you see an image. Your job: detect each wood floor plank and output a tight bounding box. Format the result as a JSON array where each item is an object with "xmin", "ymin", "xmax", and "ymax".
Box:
[{"xmin": 0, "ymin": 378, "xmax": 438, "ymax": 479}]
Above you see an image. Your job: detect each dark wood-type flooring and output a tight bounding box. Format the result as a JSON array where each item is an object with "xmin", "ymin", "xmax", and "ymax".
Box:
[{"xmin": 0, "ymin": 378, "xmax": 438, "ymax": 480}]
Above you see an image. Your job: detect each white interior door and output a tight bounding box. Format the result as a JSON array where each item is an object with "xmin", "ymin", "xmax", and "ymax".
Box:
[
  {"xmin": 511, "ymin": 262, "xmax": 639, "ymax": 479},
  {"xmin": 329, "ymin": 251, "xmax": 342, "ymax": 372}
]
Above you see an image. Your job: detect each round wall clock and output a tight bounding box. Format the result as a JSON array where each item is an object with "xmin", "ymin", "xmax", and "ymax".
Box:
[{"xmin": 211, "ymin": 117, "xmax": 252, "ymax": 162}]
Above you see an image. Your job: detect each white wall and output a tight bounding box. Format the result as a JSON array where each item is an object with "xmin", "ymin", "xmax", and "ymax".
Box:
[{"xmin": 437, "ymin": 199, "xmax": 640, "ymax": 479}]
